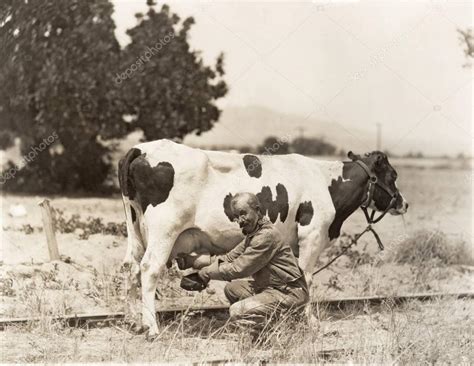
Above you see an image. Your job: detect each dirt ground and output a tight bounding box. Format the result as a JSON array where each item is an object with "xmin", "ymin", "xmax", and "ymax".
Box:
[{"xmin": 1, "ymin": 164, "xmax": 473, "ymax": 362}]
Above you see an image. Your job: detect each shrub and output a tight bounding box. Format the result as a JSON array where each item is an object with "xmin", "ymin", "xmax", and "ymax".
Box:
[
  {"xmin": 53, "ymin": 209, "xmax": 126, "ymax": 239},
  {"xmin": 390, "ymin": 230, "xmax": 473, "ymax": 266}
]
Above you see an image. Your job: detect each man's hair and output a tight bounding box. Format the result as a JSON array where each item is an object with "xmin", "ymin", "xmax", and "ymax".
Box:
[{"xmin": 231, "ymin": 192, "xmax": 261, "ymax": 213}]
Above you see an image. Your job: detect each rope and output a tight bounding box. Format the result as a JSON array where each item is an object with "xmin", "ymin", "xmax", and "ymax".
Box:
[{"xmin": 312, "ymin": 225, "xmax": 372, "ymax": 276}]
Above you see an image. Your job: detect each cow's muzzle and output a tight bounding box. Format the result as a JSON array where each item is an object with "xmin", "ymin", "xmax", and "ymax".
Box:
[{"xmin": 390, "ymin": 194, "xmax": 409, "ymax": 215}]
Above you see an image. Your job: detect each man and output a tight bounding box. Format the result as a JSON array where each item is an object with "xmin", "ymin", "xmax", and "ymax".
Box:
[{"xmin": 196, "ymin": 192, "xmax": 309, "ymax": 322}]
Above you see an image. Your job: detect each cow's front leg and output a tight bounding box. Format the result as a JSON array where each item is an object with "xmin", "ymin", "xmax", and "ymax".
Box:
[{"xmin": 297, "ymin": 223, "xmax": 332, "ymax": 326}]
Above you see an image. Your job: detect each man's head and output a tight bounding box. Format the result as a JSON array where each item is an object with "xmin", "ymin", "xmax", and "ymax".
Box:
[{"xmin": 230, "ymin": 192, "xmax": 263, "ymax": 235}]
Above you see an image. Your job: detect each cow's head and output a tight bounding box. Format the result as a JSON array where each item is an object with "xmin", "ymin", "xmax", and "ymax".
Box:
[{"xmin": 348, "ymin": 151, "xmax": 408, "ymax": 215}]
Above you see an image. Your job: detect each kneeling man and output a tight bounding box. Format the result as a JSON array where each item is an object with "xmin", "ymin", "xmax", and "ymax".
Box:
[{"xmin": 197, "ymin": 192, "xmax": 309, "ymax": 322}]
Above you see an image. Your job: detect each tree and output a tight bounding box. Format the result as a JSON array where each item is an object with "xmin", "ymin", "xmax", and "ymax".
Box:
[
  {"xmin": 0, "ymin": 0, "xmax": 124, "ymax": 192},
  {"xmin": 257, "ymin": 136, "xmax": 290, "ymax": 155},
  {"xmin": 0, "ymin": 1, "xmax": 227, "ymax": 193},
  {"xmin": 291, "ymin": 137, "xmax": 337, "ymax": 156},
  {"xmin": 0, "ymin": 130, "xmax": 15, "ymax": 150},
  {"xmin": 120, "ymin": 4, "xmax": 227, "ymax": 141}
]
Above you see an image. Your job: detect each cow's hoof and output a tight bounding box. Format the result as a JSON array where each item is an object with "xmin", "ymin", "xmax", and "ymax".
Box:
[
  {"xmin": 129, "ymin": 323, "xmax": 148, "ymax": 335},
  {"xmin": 145, "ymin": 332, "xmax": 159, "ymax": 342}
]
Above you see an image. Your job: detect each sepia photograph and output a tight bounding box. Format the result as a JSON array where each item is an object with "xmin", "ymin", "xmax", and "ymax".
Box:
[{"xmin": 0, "ymin": 0, "xmax": 473, "ymax": 363}]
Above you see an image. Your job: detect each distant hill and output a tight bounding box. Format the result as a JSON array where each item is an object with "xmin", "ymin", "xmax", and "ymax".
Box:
[{"xmin": 183, "ymin": 105, "xmax": 371, "ymax": 152}]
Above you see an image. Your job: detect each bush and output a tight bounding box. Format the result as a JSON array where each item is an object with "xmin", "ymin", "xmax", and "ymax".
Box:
[
  {"xmin": 53, "ymin": 209, "xmax": 127, "ymax": 240},
  {"xmin": 0, "ymin": 130, "xmax": 15, "ymax": 150},
  {"xmin": 257, "ymin": 136, "xmax": 290, "ymax": 155},
  {"xmin": 390, "ymin": 230, "xmax": 473, "ymax": 266},
  {"xmin": 291, "ymin": 137, "xmax": 337, "ymax": 156}
]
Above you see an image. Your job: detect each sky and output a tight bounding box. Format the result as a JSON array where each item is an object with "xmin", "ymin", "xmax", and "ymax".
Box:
[{"xmin": 111, "ymin": 0, "xmax": 473, "ymax": 156}]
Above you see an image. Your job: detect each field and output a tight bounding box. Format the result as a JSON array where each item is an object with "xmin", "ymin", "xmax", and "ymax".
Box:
[{"xmin": 1, "ymin": 163, "xmax": 473, "ymax": 363}]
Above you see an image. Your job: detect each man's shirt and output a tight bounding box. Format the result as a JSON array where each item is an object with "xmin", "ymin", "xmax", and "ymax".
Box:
[{"xmin": 205, "ymin": 217, "xmax": 306, "ymax": 290}]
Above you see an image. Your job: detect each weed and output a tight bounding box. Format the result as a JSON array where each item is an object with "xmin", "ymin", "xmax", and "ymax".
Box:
[
  {"xmin": 390, "ymin": 230, "xmax": 473, "ymax": 266},
  {"xmin": 52, "ymin": 208, "xmax": 127, "ymax": 239},
  {"xmin": 324, "ymin": 233, "xmax": 376, "ymax": 268}
]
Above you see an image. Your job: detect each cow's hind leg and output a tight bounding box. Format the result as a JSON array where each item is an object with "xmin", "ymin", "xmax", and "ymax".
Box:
[
  {"xmin": 140, "ymin": 213, "xmax": 184, "ymax": 341},
  {"xmin": 120, "ymin": 199, "xmax": 145, "ymax": 329}
]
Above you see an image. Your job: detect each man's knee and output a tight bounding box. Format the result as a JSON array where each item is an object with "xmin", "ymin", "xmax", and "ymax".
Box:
[
  {"xmin": 228, "ymin": 302, "xmax": 244, "ymax": 318},
  {"xmin": 224, "ymin": 282, "xmax": 242, "ymax": 304}
]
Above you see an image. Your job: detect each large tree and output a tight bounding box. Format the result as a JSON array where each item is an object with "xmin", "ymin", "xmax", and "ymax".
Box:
[
  {"xmin": 0, "ymin": 0, "xmax": 124, "ymax": 192},
  {"xmin": 0, "ymin": 0, "xmax": 227, "ymax": 193},
  {"xmin": 120, "ymin": 3, "xmax": 227, "ymax": 141}
]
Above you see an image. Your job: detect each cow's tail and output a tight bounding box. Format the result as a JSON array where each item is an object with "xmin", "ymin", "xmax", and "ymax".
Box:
[
  {"xmin": 118, "ymin": 148, "xmax": 146, "ymax": 264},
  {"xmin": 118, "ymin": 148, "xmax": 141, "ymax": 198}
]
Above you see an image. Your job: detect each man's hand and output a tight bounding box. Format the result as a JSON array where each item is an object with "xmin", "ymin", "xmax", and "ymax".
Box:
[
  {"xmin": 198, "ymin": 260, "xmax": 219, "ymax": 283},
  {"xmin": 192, "ymin": 254, "xmax": 212, "ymax": 269},
  {"xmin": 198, "ymin": 267, "xmax": 211, "ymax": 283},
  {"xmin": 176, "ymin": 254, "xmax": 212, "ymax": 270}
]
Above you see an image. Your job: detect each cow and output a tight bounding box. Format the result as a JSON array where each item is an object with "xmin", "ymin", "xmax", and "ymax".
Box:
[{"xmin": 118, "ymin": 139, "xmax": 408, "ymax": 340}]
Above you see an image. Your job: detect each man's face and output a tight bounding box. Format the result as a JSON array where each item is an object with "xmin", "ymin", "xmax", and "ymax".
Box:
[{"xmin": 231, "ymin": 197, "xmax": 260, "ymax": 235}]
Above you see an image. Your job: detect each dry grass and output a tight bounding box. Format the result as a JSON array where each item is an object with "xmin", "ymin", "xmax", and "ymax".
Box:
[
  {"xmin": 390, "ymin": 229, "xmax": 473, "ymax": 267},
  {"xmin": 1, "ymin": 297, "xmax": 472, "ymax": 363}
]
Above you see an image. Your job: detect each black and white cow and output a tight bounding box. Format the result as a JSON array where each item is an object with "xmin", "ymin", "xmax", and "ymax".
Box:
[{"xmin": 118, "ymin": 139, "xmax": 408, "ymax": 338}]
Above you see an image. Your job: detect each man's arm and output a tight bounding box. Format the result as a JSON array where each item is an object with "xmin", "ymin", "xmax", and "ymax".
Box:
[
  {"xmin": 215, "ymin": 237, "xmax": 247, "ymax": 263},
  {"xmin": 201, "ymin": 232, "xmax": 277, "ymax": 282},
  {"xmin": 191, "ymin": 238, "xmax": 247, "ymax": 270}
]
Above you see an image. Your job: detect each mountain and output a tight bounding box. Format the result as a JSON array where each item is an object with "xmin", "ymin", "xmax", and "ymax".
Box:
[{"xmin": 183, "ymin": 105, "xmax": 373, "ymax": 152}]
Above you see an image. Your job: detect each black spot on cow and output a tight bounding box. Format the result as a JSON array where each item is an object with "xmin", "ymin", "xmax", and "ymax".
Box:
[
  {"xmin": 243, "ymin": 155, "xmax": 262, "ymax": 178},
  {"xmin": 221, "ymin": 184, "xmax": 289, "ymax": 224},
  {"xmin": 223, "ymin": 193, "xmax": 235, "ymax": 221},
  {"xmin": 295, "ymin": 201, "xmax": 314, "ymax": 226},
  {"xmin": 129, "ymin": 156, "xmax": 175, "ymax": 213},
  {"xmin": 118, "ymin": 148, "xmax": 142, "ymax": 199},
  {"xmin": 275, "ymin": 184, "xmax": 289, "ymax": 222},
  {"xmin": 327, "ymin": 162, "xmax": 367, "ymax": 240},
  {"xmin": 131, "ymin": 206, "xmax": 137, "ymax": 222},
  {"xmin": 256, "ymin": 183, "xmax": 289, "ymax": 223}
]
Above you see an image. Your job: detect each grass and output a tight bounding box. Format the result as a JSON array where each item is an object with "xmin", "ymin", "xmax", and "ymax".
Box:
[
  {"xmin": 2, "ymin": 224, "xmax": 472, "ymax": 362},
  {"xmin": 312, "ymin": 228, "xmax": 473, "ymax": 296},
  {"xmin": 53, "ymin": 209, "xmax": 127, "ymax": 239},
  {"xmin": 390, "ymin": 229, "xmax": 473, "ymax": 267},
  {"xmin": 2, "ymin": 297, "xmax": 472, "ymax": 363}
]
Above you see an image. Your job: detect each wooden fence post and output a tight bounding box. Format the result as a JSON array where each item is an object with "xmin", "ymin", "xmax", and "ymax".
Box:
[{"xmin": 38, "ymin": 198, "xmax": 60, "ymax": 261}]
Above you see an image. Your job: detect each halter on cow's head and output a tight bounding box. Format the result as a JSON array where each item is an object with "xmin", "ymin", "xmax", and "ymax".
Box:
[{"xmin": 347, "ymin": 151, "xmax": 408, "ymax": 222}]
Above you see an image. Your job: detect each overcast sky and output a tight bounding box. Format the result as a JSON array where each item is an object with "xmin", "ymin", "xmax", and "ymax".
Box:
[{"xmin": 112, "ymin": 0, "xmax": 473, "ymax": 156}]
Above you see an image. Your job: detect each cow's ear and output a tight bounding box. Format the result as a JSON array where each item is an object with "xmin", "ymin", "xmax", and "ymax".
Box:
[
  {"xmin": 373, "ymin": 153, "xmax": 385, "ymax": 171},
  {"xmin": 375, "ymin": 154, "xmax": 384, "ymax": 165},
  {"xmin": 347, "ymin": 151, "xmax": 359, "ymax": 161}
]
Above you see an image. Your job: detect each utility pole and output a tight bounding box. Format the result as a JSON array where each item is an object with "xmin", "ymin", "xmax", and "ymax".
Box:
[
  {"xmin": 297, "ymin": 126, "xmax": 305, "ymax": 139},
  {"xmin": 376, "ymin": 123, "xmax": 382, "ymax": 151}
]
